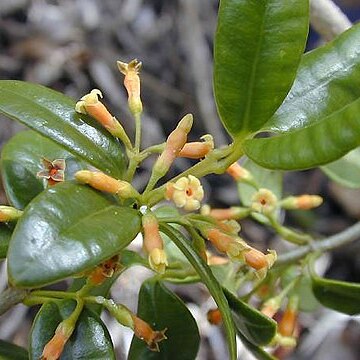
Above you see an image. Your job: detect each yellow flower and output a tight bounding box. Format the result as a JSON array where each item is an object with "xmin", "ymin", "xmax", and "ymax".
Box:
[
  {"xmin": 148, "ymin": 248, "xmax": 168, "ymax": 274},
  {"xmin": 166, "ymin": 175, "xmax": 204, "ymax": 211},
  {"xmin": 251, "ymin": 188, "xmax": 278, "ymax": 215},
  {"xmin": 75, "ymin": 89, "xmax": 103, "ymax": 114}
]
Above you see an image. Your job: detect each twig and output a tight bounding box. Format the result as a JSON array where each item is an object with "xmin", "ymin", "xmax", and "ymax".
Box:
[
  {"xmin": 310, "ymin": 0, "xmax": 352, "ymax": 41},
  {"xmin": 276, "ymin": 221, "xmax": 360, "ymax": 265}
]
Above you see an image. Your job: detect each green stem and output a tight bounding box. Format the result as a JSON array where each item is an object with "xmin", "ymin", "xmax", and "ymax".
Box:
[
  {"xmin": 276, "ymin": 221, "xmax": 360, "ymax": 266},
  {"xmin": 134, "ymin": 113, "xmax": 142, "ymax": 152},
  {"xmin": 0, "ymin": 288, "xmax": 28, "ymax": 316},
  {"xmin": 144, "ymin": 142, "xmax": 244, "ymax": 206},
  {"xmin": 30, "ymin": 290, "xmax": 76, "ymax": 300}
]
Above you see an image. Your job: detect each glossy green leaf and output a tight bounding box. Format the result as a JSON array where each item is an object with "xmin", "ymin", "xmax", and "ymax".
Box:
[
  {"xmin": 0, "ymin": 223, "xmax": 13, "ymax": 259},
  {"xmin": 159, "ymin": 224, "xmax": 237, "ymax": 360},
  {"xmin": 321, "ymin": 148, "xmax": 360, "ymax": 188},
  {"xmin": 244, "ymin": 23, "xmax": 360, "ymax": 170},
  {"xmin": 0, "ymin": 340, "xmax": 28, "ymax": 360},
  {"xmin": 0, "ymin": 80, "xmax": 125, "ymax": 178},
  {"xmin": 223, "ymin": 288, "xmax": 276, "ymax": 346},
  {"xmin": 237, "ymin": 333, "xmax": 276, "ymax": 360},
  {"xmin": 237, "ymin": 158, "xmax": 282, "ymax": 223},
  {"xmin": 281, "ymin": 267, "xmax": 319, "ymax": 312},
  {"xmin": 128, "ymin": 280, "xmax": 200, "ymax": 360},
  {"xmin": 30, "ymin": 300, "xmax": 115, "ymax": 360},
  {"xmin": 213, "ymin": 0, "xmax": 309, "ymax": 137},
  {"xmin": 312, "ymin": 276, "xmax": 360, "ymax": 315},
  {"xmin": 7, "ymin": 182, "xmax": 141, "ymax": 288},
  {"xmin": 1, "ymin": 130, "xmax": 89, "ymax": 209}
]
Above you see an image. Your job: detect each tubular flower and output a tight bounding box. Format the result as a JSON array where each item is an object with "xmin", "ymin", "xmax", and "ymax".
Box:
[
  {"xmin": 41, "ymin": 322, "xmax": 73, "ymax": 360},
  {"xmin": 245, "ymin": 249, "xmax": 277, "ymax": 280},
  {"xmin": 208, "ymin": 206, "xmax": 251, "ymax": 221},
  {"xmin": 205, "ymin": 228, "xmax": 249, "ymax": 260},
  {"xmin": 226, "ymin": 162, "xmax": 253, "ymax": 182},
  {"xmin": 142, "ymin": 212, "xmax": 168, "ymax": 274},
  {"xmin": 279, "ymin": 297, "xmax": 299, "ymax": 338},
  {"xmin": 281, "ymin": 195, "xmax": 323, "ymax": 210},
  {"xmin": 154, "ymin": 114, "xmax": 193, "ymax": 177},
  {"xmin": 179, "ymin": 134, "xmax": 214, "ymax": 159},
  {"xmin": 75, "ymin": 89, "xmax": 128, "ymax": 142},
  {"xmin": 251, "ymin": 188, "xmax": 278, "ymax": 215},
  {"xmin": 117, "ymin": 59, "xmax": 143, "ymax": 116},
  {"xmin": 165, "ymin": 175, "xmax": 204, "ymax": 211},
  {"xmin": 131, "ymin": 314, "xmax": 167, "ymax": 352},
  {"xmin": 75, "ymin": 170, "xmax": 140, "ymax": 199},
  {"xmin": 37, "ymin": 158, "xmax": 66, "ymax": 186},
  {"xmin": 0, "ymin": 206, "xmax": 23, "ymax": 222}
]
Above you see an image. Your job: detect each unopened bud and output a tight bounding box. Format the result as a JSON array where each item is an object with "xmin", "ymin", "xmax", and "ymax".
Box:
[
  {"xmin": 226, "ymin": 162, "xmax": 253, "ymax": 182},
  {"xmin": 179, "ymin": 134, "xmax": 214, "ymax": 159},
  {"xmin": 207, "ymin": 308, "xmax": 222, "ymax": 325},
  {"xmin": 75, "ymin": 170, "xmax": 139, "ymax": 199},
  {"xmin": 261, "ymin": 297, "xmax": 281, "ymax": 318},
  {"xmin": 281, "ymin": 195, "xmax": 323, "ymax": 210},
  {"xmin": 244, "ymin": 248, "xmax": 268, "ymax": 270},
  {"xmin": 0, "ymin": 206, "xmax": 22, "ymax": 222},
  {"xmin": 117, "ymin": 59, "xmax": 143, "ymax": 116},
  {"xmin": 279, "ymin": 297, "xmax": 299, "ymax": 337},
  {"xmin": 131, "ymin": 315, "xmax": 167, "ymax": 352},
  {"xmin": 209, "ymin": 207, "xmax": 250, "ymax": 221}
]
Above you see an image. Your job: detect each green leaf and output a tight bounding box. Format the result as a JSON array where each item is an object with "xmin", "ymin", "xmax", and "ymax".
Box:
[
  {"xmin": 223, "ymin": 288, "xmax": 277, "ymax": 346},
  {"xmin": 321, "ymin": 147, "xmax": 360, "ymax": 188},
  {"xmin": 237, "ymin": 333, "xmax": 276, "ymax": 360},
  {"xmin": 7, "ymin": 182, "xmax": 141, "ymax": 288},
  {"xmin": 281, "ymin": 267, "xmax": 319, "ymax": 312},
  {"xmin": 0, "ymin": 80, "xmax": 125, "ymax": 178},
  {"xmin": 213, "ymin": 0, "xmax": 309, "ymax": 137},
  {"xmin": 1, "ymin": 130, "xmax": 89, "ymax": 209},
  {"xmin": 237, "ymin": 158, "xmax": 282, "ymax": 223},
  {"xmin": 0, "ymin": 223, "xmax": 13, "ymax": 259},
  {"xmin": 159, "ymin": 224, "xmax": 237, "ymax": 360},
  {"xmin": 30, "ymin": 300, "xmax": 115, "ymax": 360},
  {"xmin": 311, "ymin": 276, "xmax": 360, "ymax": 315},
  {"xmin": 244, "ymin": 23, "xmax": 360, "ymax": 170},
  {"xmin": 0, "ymin": 340, "xmax": 28, "ymax": 360},
  {"xmin": 128, "ymin": 280, "xmax": 200, "ymax": 360}
]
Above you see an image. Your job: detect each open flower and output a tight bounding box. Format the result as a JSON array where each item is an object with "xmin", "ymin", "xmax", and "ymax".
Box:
[
  {"xmin": 166, "ymin": 175, "xmax": 204, "ymax": 211},
  {"xmin": 251, "ymin": 188, "xmax": 278, "ymax": 215},
  {"xmin": 37, "ymin": 158, "xmax": 65, "ymax": 186}
]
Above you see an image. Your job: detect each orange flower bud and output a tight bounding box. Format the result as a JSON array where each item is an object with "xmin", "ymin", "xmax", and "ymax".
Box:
[
  {"xmin": 154, "ymin": 114, "xmax": 193, "ymax": 175},
  {"xmin": 260, "ymin": 297, "xmax": 281, "ymax": 318},
  {"xmin": 142, "ymin": 213, "xmax": 168, "ymax": 273},
  {"xmin": 75, "ymin": 89, "xmax": 125, "ymax": 135},
  {"xmin": 0, "ymin": 206, "xmax": 22, "ymax": 222},
  {"xmin": 41, "ymin": 322, "xmax": 72, "ymax": 360},
  {"xmin": 179, "ymin": 134, "xmax": 214, "ymax": 159},
  {"xmin": 131, "ymin": 315, "xmax": 167, "ymax": 352},
  {"xmin": 207, "ymin": 308, "xmax": 222, "ymax": 325},
  {"xmin": 279, "ymin": 297, "xmax": 299, "ymax": 337},
  {"xmin": 226, "ymin": 162, "xmax": 253, "ymax": 182},
  {"xmin": 281, "ymin": 195, "xmax": 323, "ymax": 210},
  {"xmin": 117, "ymin": 59, "xmax": 143, "ymax": 116},
  {"xmin": 244, "ymin": 248, "xmax": 268, "ymax": 270},
  {"xmin": 209, "ymin": 207, "xmax": 250, "ymax": 221},
  {"xmin": 75, "ymin": 170, "xmax": 139, "ymax": 198}
]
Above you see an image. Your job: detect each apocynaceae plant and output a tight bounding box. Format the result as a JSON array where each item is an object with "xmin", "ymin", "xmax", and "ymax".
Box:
[{"xmin": 1, "ymin": 0, "xmax": 360, "ymax": 359}]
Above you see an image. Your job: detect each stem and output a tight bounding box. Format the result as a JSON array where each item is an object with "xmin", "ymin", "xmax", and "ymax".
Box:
[
  {"xmin": 0, "ymin": 288, "xmax": 28, "ymax": 316},
  {"xmin": 144, "ymin": 142, "xmax": 244, "ymax": 206},
  {"xmin": 30, "ymin": 290, "xmax": 76, "ymax": 300},
  {"xmin": 134, "ymin": 113, "xmax": 142, "ymax": 152},
  {"xmin": 276, "ymin": 221, "xmax": 360, "ymax": 266}
]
